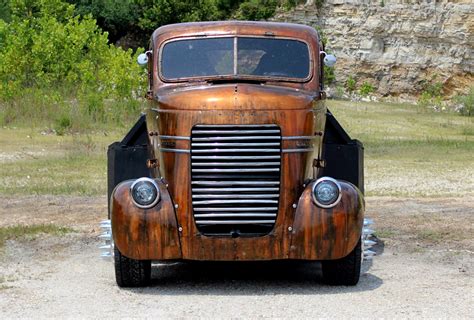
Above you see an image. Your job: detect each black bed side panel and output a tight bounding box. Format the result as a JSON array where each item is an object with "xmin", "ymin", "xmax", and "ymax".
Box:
[
  {"xmin": 319, "ymin": 111, "xmax": 364, "ymax": 193},
  {"xmin": 107, "ymin": 114, "xmax": 151, "ymax": 210}
]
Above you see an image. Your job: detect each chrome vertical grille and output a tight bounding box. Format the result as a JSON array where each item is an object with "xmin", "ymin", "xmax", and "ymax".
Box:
[{"xmin": 191, "ymin": 124, "xmax": 281, "ymax": 236}]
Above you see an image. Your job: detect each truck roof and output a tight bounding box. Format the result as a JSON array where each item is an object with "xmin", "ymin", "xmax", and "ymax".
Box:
[{"xmin": 152, "ymin": 21, "xmax": 319, "ymax": 42}]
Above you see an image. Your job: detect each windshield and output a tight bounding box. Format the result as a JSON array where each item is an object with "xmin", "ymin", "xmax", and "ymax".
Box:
[{"xmin": 160, "ymin": 37, "xmax": 310, "ymax": 81}]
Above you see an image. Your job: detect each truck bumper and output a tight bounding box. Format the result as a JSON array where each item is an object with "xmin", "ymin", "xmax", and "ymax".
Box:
[{"xmin": 105, "ymin": 178, "xmax": 368, "ymax": 261}]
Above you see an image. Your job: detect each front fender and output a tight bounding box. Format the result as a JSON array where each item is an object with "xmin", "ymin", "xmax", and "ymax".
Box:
[
  {"xmin": 289, "ymin": 180, "xmax": 364, "ymax": 260},
  {"xmin": 111, "ymin": 179, "xmax": 182, "ymax": 260}
]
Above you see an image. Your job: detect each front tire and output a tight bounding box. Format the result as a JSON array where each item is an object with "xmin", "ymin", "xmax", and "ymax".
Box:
[
  {"xmin": 114, "ymin": 247, "xmax": 151, "ymax": 287},
  {"xmin": 321, "ymin": 239, "xmax": 362, "ymax": 286}
]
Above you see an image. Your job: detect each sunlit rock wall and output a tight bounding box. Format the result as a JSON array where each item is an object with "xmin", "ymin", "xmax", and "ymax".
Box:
[{"xmin": 273, "ymin": 0, "xmax": 473, "ymax": 98}]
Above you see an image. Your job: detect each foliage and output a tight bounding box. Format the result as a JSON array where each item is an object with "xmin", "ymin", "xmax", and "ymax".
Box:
[
  {"xmin": 314, "ymin": 27, "xmax": 335, "ymax": 86},
  {"xmin": 68, "ymin": 0, "xmax": 141, "ymax": 44},
  {"xmin": 67, "ymin": 0, "xmax": 305, "ymax": 46},
  {"xmin": 345, "ymin": 76, "xmax": 356, "ymax": 94},
  {"xmin": 135, "ymin": 0, "xmax": 302, "ymax": 34},
  {"xmin": 422, "ymin": 80, "xmax": 443, "ymax": 98},
  {"xmin": 0, "ymin": 0, "xmax": 146, "ymax": 128},
  {"xmin": 136, "ymin": 0, "xmax": 220, "ymax": 33},
  {"xmin": 359, "ymin": 82, "xmax": 375, "ymax": 97},
  {"xmin": 234, "ymin": 0, "xmax": 279, "ymax": 20},
  {"xmin": 417, "ymin": 78, "xmax": 444, "ymax": 111},
  {"xmin": 455, "ymin": 87, "xmax": 474, "ymax": 117},
  {"xmin": 324, "ymin": 67, "xmax": 336, "ymax": 86},
  {"xmin": 0, "ymin": 0, "xmax": 10, "ymax": 21}
]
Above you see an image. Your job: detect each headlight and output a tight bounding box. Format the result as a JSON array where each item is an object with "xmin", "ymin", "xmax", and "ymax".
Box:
[
  {"xmin": 312, "ymin": 177, "xmax": 342, "ymax": 208},
  {"xmin": 130, "ymin": 178, "xmax": 160, "ymax": 208}
]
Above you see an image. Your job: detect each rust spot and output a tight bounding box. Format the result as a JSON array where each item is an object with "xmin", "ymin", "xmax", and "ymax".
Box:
[{"xmin": 147, "ymin": 159, "xmax": 160, "ymax": 169}]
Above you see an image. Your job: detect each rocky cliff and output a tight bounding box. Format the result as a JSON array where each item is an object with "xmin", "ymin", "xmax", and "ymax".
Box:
[{"xmin": 273, "ymin": 0, "xmax": 473, "ymax": 99}]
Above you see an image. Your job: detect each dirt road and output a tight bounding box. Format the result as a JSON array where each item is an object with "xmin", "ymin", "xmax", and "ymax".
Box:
[{"xmin": 0, "ymin": 196, "xmax": 473, "ymax": 318}]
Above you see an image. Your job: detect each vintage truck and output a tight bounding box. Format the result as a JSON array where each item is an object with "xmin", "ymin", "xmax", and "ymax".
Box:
[{"xmin": 99, "ymin": 21, "xmax": 375, "ymax": 287}]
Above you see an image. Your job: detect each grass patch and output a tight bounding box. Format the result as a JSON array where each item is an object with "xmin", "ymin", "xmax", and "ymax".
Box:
[
  {"xmin": 375, "ymin": 228, "xmax": 398, "ymax": 239},
  {"xmin": 327, "ymin": 100, "xmax": 474, "ymax": 197},
  {"xmin": 0, "ymin": 127, "xmax": 125, "ymax": 196},
  {"xmin": 0, "ymin": 100, "xmax": 472, "ymax": 197},
  {"xmin": 0, "ymin": 224, "xmax": 75, "ymax": 248},
  {"xmin": 416, "ymin": 230, "xmax": 448, "ymax": 243}
]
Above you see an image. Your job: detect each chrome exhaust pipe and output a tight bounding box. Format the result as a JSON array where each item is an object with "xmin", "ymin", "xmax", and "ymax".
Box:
[
  {"xmin": 363, "ymin": 228, "xmax": 374, "ymax": 235},
  {"xmin": 99, "ymin": 219, "xmax": 114, "ymax": 261},
  {"xmin": 362, "ymin": 217, "xmax": 377, "ymax": 262},
  {"xmin": 364, "ymin": 249, "xmax": 376, "ymax": 257},
  {"xmin": 364, "ymin": 239, "xmax": 377, "ymax": 247}
]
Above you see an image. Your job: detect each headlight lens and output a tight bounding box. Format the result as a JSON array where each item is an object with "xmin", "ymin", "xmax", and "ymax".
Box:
[
  {"xmin": 130, "ymin": 178, "xmax": 160, "ymax": 208},
  {"xmin": 312, "ymin": 177, "xmax": 341, "ymax": 208}
]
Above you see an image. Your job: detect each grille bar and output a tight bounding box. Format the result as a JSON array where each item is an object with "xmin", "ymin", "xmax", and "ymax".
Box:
[
  {"xmin": 191, "ymin": 124, "xmax": 281, "ymax": 236},
  {"xmin": 192, "ymin": 155, "xmax": 280, "ymax": 160},
  {"xmin": 193, "ymin": 136, "xmax": 280, "ymax": 141},
  {"xmin": 191, "ymin": 181, "xmax": 279, "ymax": 186},
  {"xmin": 192, "ymin": 162, "xmax": 280, "ymax": 167},
  {"xmin": 192, "ymin": 168, "xmax": 279, "ymax": 173},
  {"xmin": 192, "ymin": 142, "xmax": 280, "ymax": 147},
  {"xmin": 193, "ymin": 148, "xmax": 280, "ymax": 153},
  {"xmin": 193, "ymin": 207, "xmax": 278, "ymax": 212},
  {"xmin": 196, "ymin": 220, "xmax": 276, "ymax": 225},
  {"xmin": 193, "ymin": 130, "xmax": 280, "ymax": 134},
  {"xmin": 192, "ymin": 194, "xmax": 279, "ymax": 199},
  {"xmin": 195, "ymin": 213, "xmax": 277, "ymax": 218},
  {"xmin": 192, "ymin": 199, "xmax": 279, "ymax": 205},
  {"xmin": 192, "ymin": 187, "xmax": 279, "ymax": 192}
]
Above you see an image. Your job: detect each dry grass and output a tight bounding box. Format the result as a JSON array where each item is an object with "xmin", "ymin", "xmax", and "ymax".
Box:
[
  {"xmin": 0, "ymin": 127, "xmax": 125, "ymax": 195},
  {"xmin": 327, "ymin": 100, "xmax": 474, "ymax": 197},
  {"xmin": 0, "ymin": 100, "xmax": 472, "ymax": 197},
  {"xmin": 0, "ymin": 224, "xmax": 75, "ymax": 248}
]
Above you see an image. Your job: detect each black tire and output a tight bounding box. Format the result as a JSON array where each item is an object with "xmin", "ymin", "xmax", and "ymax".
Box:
[
  {"xmin": 321, "ymin": 239, "xmax": 362, "ymax": 286},
  {"xmin": 114, "ymin": 247, "xmax": 151, "ymax": 287}
]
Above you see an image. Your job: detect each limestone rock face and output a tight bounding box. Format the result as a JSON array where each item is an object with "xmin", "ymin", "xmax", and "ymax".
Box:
[{"xmin": 273, "ymin": 0, "xmax": 473, "ymax": 98}]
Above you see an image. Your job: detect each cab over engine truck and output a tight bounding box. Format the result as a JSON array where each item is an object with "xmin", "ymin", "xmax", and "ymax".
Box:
[{"xmin": 99, "ymin": 21, "xmax": 375, "ymax": 287}]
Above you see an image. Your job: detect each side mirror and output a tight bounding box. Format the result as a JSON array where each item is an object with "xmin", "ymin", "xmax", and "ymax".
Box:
[
  {"xmin": 323, "ymin": 54, "xmax": 337, "ymax": 68},
  {"xmin": 137, "ymin": 53, "xmax": 148, "ymax": 66}
]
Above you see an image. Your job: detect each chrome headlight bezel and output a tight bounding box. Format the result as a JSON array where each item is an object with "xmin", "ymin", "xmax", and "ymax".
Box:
[
  {"xmin": 130, "ymin": 177, "xmax": 160, "ymax": 209},
  {"xmin": 312, "ymin": 177, "xmax": 342, "ymax": 208}
]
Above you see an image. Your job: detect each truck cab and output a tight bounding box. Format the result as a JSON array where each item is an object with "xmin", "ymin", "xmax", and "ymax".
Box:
[{"xmin": 99, "ymin": 21, "xmax": 374, "ymax": 287}]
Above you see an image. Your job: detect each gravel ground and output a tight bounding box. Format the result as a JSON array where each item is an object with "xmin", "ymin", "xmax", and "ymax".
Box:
[{"xmin": 0, "ymin": 196, "xmax": 473, "ymax": 318}]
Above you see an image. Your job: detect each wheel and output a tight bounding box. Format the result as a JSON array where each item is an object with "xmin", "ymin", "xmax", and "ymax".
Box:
[
  {"xmin": 114, "ymin": 247, "xmax": 151, "ymax": 287},
  {"xmin": 321, "ymin": 239, "xmax": 362, "ymax": 286}
]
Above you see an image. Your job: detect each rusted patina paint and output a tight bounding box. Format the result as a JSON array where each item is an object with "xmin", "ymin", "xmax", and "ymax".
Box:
[
  {"xmin": 289, "ymin": 181, "xmax": 364, "ymax": 260},
  {"xmin": 110, "ymin": 21, "xmax": 364, "ymax": 261},
  {"xmin": 111, "ymin": 180, "xmax": 182, "ymax": 260}
]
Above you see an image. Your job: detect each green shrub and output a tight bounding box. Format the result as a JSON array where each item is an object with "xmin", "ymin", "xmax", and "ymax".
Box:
[
  {"xmin": 0, "ymin": 0, "xmax": 146, "ymax": 129},
  {"xmin": 54, "ymin": 114, "xmax": 72, "ymax": 135},
  {"xmin": 423, "ymin": 81, "xmax": 443, "ymax": 98},
  {"xmin": 345, "ymin": 76, "xmax": 356, "ymax": 94},
  {"xmin": 417, "ymin": 78, "xmax": 444, "ymax": 111},
  {"xmin": 69, "ymin": 0, "xmax": 141, "ymax": 43},
  {"xmin": 235, "ymin": 0, "xmax": 279, "ymax": 20},
  {"xmin": 324, "ymin": 67, "xmax": 336, "ymax": 86},
  {"xmin": 359, "ymin": 82, "xmax": 375, "ymax": 97},
  {"xmin": 455, "ymin": 87, "xmax": 474, "ymax": 117}
]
